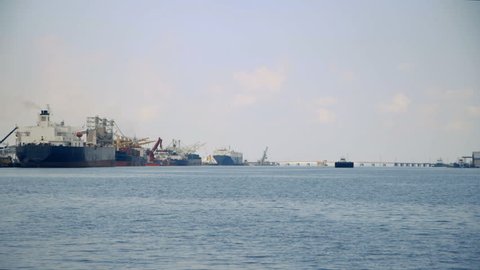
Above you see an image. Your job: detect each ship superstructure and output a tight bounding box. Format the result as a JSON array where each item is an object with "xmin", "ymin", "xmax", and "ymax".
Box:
[
  {"xmin": 17, "ymin": 109, "xmax": 84, "ymax": 147},
  {"xmin": 152, "ymin": 139, "xmax": 203, "ymax": 166},
  {"xmin": 15, "ymin": 108, "xmax": 115, "ymax": 167},
  {"xmin": 213, "ymin": 147, "xmax": 243, "ymax": 165}
]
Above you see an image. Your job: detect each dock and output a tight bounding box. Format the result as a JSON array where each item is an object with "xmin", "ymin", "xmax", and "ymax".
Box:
[{"xmin": 277, "ymin": 160, "xmax": 435, "ymax": 167}]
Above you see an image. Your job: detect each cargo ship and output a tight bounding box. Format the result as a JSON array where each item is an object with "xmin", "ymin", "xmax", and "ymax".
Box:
[
  {"xmin": 115, "ymin": 148, "xmax": 146, "ymax": 166},
  {"xmin": 15, "ymin": 108, "xmax": 115, "ymax": 167},
  {"xmin": 213, "ymin": 147, "xmax": 243, "ymax": 165},
  {"xmin": 154, "ymin": 148, "xmax": 187, "ymax": 166},
  {"xmin": 147, "ymin": 139, "xmax": 203, "ymax": 166},
  {"xmin": 159, "ymin": 153, "xmax": 202, "ymax": 166},
  {"xmin": 114, "ymin": 136, "xmax": 149, "ymax": 166},
  {"xmin": 334, "ymin": 158, "xmax": 354, "ymax": 168},
  {"xmin": 186, "ymin": 153, "xmax": 202, "ymax": 166}
]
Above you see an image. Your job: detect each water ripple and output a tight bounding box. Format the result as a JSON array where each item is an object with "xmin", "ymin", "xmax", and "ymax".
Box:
[{"xmin": 1, "ymin": 167, "xmax": 479, "ymax": 269}]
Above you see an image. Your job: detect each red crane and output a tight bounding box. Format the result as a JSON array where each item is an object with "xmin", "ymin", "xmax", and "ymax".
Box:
[{"xmin": 148, "ymin": 137, "xmax": 163, "ymax": 162}]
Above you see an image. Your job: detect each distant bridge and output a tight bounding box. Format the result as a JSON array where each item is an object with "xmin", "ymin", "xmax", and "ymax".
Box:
[
  {"xmin": 277, "ymin": 160, "xmax": 433, "ymax": 167},
  {"xmin": 357, "ymin": 161, "xmax": 433, "ymax": 167}
]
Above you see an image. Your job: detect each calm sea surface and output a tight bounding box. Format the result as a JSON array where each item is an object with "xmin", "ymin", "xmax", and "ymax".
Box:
[{"xmin": 0, "ymin": 166, "xmax": 479, "ymax": 269}]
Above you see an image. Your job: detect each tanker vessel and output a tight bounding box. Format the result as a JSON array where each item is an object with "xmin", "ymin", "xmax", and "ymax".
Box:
[{"xmin": 15, "ymin": 108, "xmax": 115, "ymax": 167}]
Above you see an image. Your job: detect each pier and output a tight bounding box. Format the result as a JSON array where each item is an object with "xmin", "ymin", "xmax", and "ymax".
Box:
[
  {"xmin": 359, "ymin": 162, "xmax": 433, "ymax": 167},
  {"xmin": 277, "ymin": 161, "xmax": 434, "ymax": 167}
]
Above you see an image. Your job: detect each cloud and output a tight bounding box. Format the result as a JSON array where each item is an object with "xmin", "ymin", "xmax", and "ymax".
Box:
[
  {"xmin": 217, "ymin": 65, "xmax": 287, "ymax": 108},
  {"xmin": 416, "ymin": 103, "xmax": 441, "ymax": 128},
  {"xmin": 233, "ymin": 66, "xmax": 286, "ymax": 93},
  {"xmin": 444, "ymin": 120, "xmax": 471, "ymax": 132},
  {"xmin": 328, "ymin": 64, "xmax": 356, "ymax": 83},
  {"xmin": 380, "ymin": 93, "xmax": 411, "ymax": 113},
  {"xmin": 233, "ymin": 94, "xmax": 257, "ymax": 107},
  {"xmin": 419, "ymin": 103, "xmax": 439, "ymax": 116},
  {"xmin": 207, "ymin": 84, "xmax": 225, "ymax": 95},
  {"xmin": 315, "ymin": 108, "xmax": 336, "ymax": 124},
  {"xmin": 443, "ymin": 89, "xmax": 474, "ymax": 99},
  {"xmin": 315, "ymin": 97, "xmax": 337, "ymax": 107},
  {"xmin": 341, "ymin": 70, "xmax": 356, "ymax": 82},
  {"xmin": 311, "ymin": 96, "xmax": 338, "ymax": 124},
  {"xmin": 417, "ymin": 88, "xmax": 480, "ymax": 133},
  {"xmin": 427, "ymin": 88, "xmax": 475, "ymax": 101},
  {"xmin": 467, "ymin": 106, "xmax": 480, "ymax": 117},
  {"xmin": 137, "ymin": 106, "xmax": 159, "ymax": 122}
]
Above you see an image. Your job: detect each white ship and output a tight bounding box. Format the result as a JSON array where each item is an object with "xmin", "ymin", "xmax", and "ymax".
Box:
[
  {"xmin": 15, "ymin": 107, "xmax": 115, "ymax": 167},
  {"xmin": 213, "ymin": 147, "xmax": 243, "ymax": 165}
]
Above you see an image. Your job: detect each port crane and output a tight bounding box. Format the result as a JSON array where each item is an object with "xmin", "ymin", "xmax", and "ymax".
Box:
[
  {"xmin": 111, "ymin": 120, "xmax": 155, "ymax": 149},
  {"xmin": 115, "ymin": 136, "xmax": 154, "ymax": 149},
  {"xmin": 0, "ymin": 126, "xmax": 18, "ymax": 145},
  {"xmin": 147, "ymin": 137, "xmax": 163, "ymax": 162},
  {"xmin": 258, "ymin": 146, "xmax": 269, "ymax": 165},
  {"xmin": 182, "ymin": 142, "xmax": 205, "ymax": 154}
]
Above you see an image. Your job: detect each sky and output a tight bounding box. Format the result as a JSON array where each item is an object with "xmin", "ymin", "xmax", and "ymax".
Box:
[{"xmin": 1, "ymin": 0, "xmax": 479, "ymax": 163}]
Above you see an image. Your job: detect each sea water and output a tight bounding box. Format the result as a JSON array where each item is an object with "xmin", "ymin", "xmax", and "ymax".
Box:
[{"xmin": 0, "ymin": 166, "xmax": 479, "ymax": 269}]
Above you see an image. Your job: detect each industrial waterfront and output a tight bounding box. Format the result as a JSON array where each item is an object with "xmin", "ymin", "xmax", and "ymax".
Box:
[{"xmin": 1, "ymin": 107, "xmax": 479, "ymax": 168}]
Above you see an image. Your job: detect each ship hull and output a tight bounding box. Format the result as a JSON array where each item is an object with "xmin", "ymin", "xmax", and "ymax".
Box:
[
  {"xmin": 115, "ymin": 150, "xmax": 146, "ymax": 166},
  {"xmin": 170, "ymin": 159, "xmax": 189, "ymax": 166},
  {"xmin": 167, "ymin": 155, "xmax": 202, "ymax": 166},
  {"xmin": 335, "ymin": 161, "xmax": 354, "ymax": 168},
  {"xmin": 213, "ymin": 155, "xmax": 243, "ymax": 165},
  {"xmin": 0, "ymin": 156, "xmax": 13, "ymax": 167},
  {"xmin": 186, "ymin": 154, "xmax": 202, "ymax": 166},
  {"xmin": 187, "ymin": 159, "xmax": 202, "ymax": 166},
  {"xmin": 16, "ymin": 144, "xmax": 115, "ymax": 168}
]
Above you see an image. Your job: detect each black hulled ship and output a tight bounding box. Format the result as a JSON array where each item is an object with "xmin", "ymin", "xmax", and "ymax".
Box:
[
  {"xmin": 334, "ymin": 158, "xmax": 354, "ymax": 168},
  {"xmin": 15, "ymin": 108, "xmax": 115, "ymax": 167}
]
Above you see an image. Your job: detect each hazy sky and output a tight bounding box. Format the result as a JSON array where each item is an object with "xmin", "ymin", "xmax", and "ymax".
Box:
[{"xmin": 1, "ymin": 0, "xmax": 479, "ymax": 162}]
